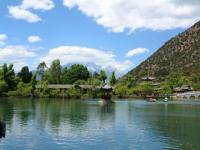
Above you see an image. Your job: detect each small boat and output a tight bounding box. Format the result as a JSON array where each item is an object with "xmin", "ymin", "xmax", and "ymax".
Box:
[
  {"xmin": 148, "ymin": 98, "xmax": 157, "ymax": 102},
  {"xmin": 164, "ymin": 97, "xmax": 168, "ymax": 102}
]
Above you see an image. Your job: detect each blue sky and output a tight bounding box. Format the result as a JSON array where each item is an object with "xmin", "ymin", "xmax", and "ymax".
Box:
[{"xmin": 0, "ymin": 0, "xmax": 199, "ymax": 76}]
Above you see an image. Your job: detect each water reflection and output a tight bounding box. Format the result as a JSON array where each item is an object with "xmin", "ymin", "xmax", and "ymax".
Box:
[
  {"xmin": 0, "ymin": 98, "xmax": 199, "ymax": 150},
  {"xmin": 0, "ymin": 121, "xmax": 5, "ymax": 139}
]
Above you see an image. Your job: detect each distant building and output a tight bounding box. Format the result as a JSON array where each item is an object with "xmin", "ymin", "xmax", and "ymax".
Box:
[
  {"xmin": 174, "ymin": 85, "xmax": 193, "ymax": 93},
  {"xmin": 141, "ymin": 76, "xmax": 156, "ymax": 81}
]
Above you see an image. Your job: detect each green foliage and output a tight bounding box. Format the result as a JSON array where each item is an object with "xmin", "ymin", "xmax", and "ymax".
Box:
[
  {"xmin": 61, "ymin": 66, "xmax": 68, "ymax": 83},
  {"xmin": 114, "ymin": 84, "xmax": 127, "ymax": 98},
  {"xmin": 31, "ymin": 74, "xmax": 37, "ymax": 93},
  {"xmin": 89, "ymin": 78, "xmax": 101, "ymax": 86},
  {"xmin": 49, "ymin": 59, "xmax": 62, "ymax": 84},
  {"xmin": 17, "ymin": 66, "xmax": 32, "ymax": 83},
  {"xmin": 16, "ymin": 82, "xmax": 32, "ymax": 97},
  {"xmin": 34, "ymin": 81, "xmax": 50, "ymax": 98},
  {"xmin": 130, "ymin": 82, "xmax": 154, "ymax": 97},
  {"xmin": 49, "ymin": 89, "xmax": 61, "ymax": 98},
  {"xmin": 99, "ymin": 70, "xmax": 107, "ymax": 83},
  {"xmin": 109, "ymin": 72, "xmax": 117, "ymax": 86},
  {"xmin": 7, "ymin": 82, "xmax": 32, "ymax": 97},
  {"xmin": 0, "ymin": 80, "xmax": 7, "ymax": 96},
  {"xmin": 74, "ymin": 80, "xmax": 88, "ymax": 85},
  {"xmin": 159, "ymin": 82, "xmax": 173, "ymax": 94},
  {"xmin": 1, "ymin": 64, "xmax": 17, "ymax": 91},
  {"xmin": 66, "ymin": 64, "xmax": 90, "ymax": 84},
  {"xmin": 168, "ymin": 73, "xmax": 191, "ymax": 88},
  {"xmin": 127, "ymin": 74, "xmax": 136, "ymax": 87},
  {"xmin": 93, "ymin": 72, "xmax": 100, "ymax": 78},
  {"xmin": 66, "ymin": 87, "xmax": 81, "ymax": 98}
]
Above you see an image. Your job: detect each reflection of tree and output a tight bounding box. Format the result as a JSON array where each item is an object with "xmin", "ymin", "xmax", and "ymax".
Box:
[
  {"xmin": 100, "ymin": 103, "xmax": 115, "ymax": 114},
  {"xmin": 15, "ymin": 99, "xmax": 36, "ymax": 125},
  {"xmin": 43, "ymin": 100, "xmax": 89, "ymax": 130},
  {"xmin": 0, "ymin": 121, "xmax": 5, "ymax": 139},
  {"xmin": 99, "ymin": 102, "xmax": 115, "ymax": 125},
  {"xmin": 67, "ymin": 101, "xmax": 88, "ymax": 129},
  {"xmin": 0, "ymin": 99, "xmax": 14, "ymax": 126},
  {"xmin": 48, "ymin": 100, "xmax": 63, "ymax": 128},
  {"xmin": 38, "ymin": 99, "xmax": 50, "ymax": 129}
]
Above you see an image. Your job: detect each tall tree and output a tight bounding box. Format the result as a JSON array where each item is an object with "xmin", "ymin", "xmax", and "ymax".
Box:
[
  {"xmin": 49, "ymin": 59, "xmax": 62, "ymax": 84},
  {"xmin": 1, "ymin": 64, "xmax": 17, "ymax": 91},
  {"xmin": 61, "ymin": 66, "xmax": 68, "ymax": 84},
  {"xmin": 109, "ymin": 71, "xmax": 117, "ymax": 86},
  {"xmin": 66, "ymin": 64, "xmax": 90, "ymax": 84},
  {"xmin": 37, "ymin": 61, "xmax": 48, "ymax": 70},
  {"xmin": 99, "ymin": 70, "xmax": 107, "ymax": 83},
  {"xmin": 17, "ymin": 66, "xmax": 32, "ymax": 83},
  {"xmin": 31, "ymin": 73, "xmax": 37, "ymax": 94},
  {"xmin": 36, "ymin": 61, "xmax": 48, "ymax": 81}
]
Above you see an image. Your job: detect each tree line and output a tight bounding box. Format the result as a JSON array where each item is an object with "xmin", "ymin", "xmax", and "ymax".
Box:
[
  {"xmin": 0, "ymin": 59, "xmax": 117, "ymax": 98},
  {"xmin": 1, "ymin": 59, "xmax": 198, "ymax": 99}
]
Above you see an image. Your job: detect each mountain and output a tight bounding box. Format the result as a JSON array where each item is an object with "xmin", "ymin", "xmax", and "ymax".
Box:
[
  {"xmin": 124, "ymin": 21, "xmax": 200, "ymax": 80},
  {"xmin": 64, "ymin": 62, "xmax": 117, "ymax": 77}
]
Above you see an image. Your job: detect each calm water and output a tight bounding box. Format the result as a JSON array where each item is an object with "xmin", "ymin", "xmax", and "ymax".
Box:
[{"xmin": 0, "ymin": 98, "xmax": 200, "ymax": 150}]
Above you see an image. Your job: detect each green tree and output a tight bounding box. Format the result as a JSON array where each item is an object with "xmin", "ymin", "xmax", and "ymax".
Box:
[
  {"xmin": 109, "ymin": 71, "xmax": 117, "ymax": 86},
  {"xmin": 127, "ymin": 74, "xmax": 136, "ymax": 87},
  {"xmin": 1, "ymin": 64, "xmax": 17, "ymax": 91},
  {"xmin": 37, "ymin": 61, "xmax": 48, "ymax": 70},
  {"xmin": 31, "ymin": 73, "xmax": 37, "ymax": 94},
  {"xmin": 61, "ymin": 66, "xmax": 68, "ymax": 84},
  {"xmin": 0, "ymin": 80, "xmax": 7, "ymax": 96},
  {"xmin": 49, "ymin": 59, "xmax": 62, "ymax": 84},
  {"xmin": 17, "ymin": 66, "xmax": 32, "ymax": 83},
  {"xmin": 99, "ymin": 70, "xmax": 107, "ymax": 83},
  {"xmin": 93, "ymin": 72, "xmax": 100, "ymax": 78},
  {"xmin": 37, "ymin": 61, "xmax": 48, "ymax": 81},
  {"xmin": 160, "ymin": 82, "xmax": 172, "ymax": 94},
  {"xmin": 168, "ymin": 73, "xmax": 191, "ymax": 88},
  {"xmin": 66, "ymin": 64, "xmax": 90, "ymax": 84},
  {"xmin": 114, "ymin": 84, "xmax": 127, "ymax": 98}
]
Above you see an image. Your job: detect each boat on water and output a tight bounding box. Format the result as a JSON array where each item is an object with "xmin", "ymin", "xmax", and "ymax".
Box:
[
  {"xmin": 148, "ymin": 98, "xmax": 157, "ymax": 102},
  {"xmin": 164, "ymin": 97, "xmax": 168, "ymax": 102},
  {"xmin": 146, "ymin": 95, "xmax": 157, "ymax": 102}
]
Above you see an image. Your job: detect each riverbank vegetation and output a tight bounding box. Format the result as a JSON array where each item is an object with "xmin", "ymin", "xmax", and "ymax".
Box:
[
  {"xmin": 0, "ymin": 59, "xmax": 199, "ymax": 99},
  {"xmin": 114, "ymin": 72, "xmax": 200, "ymax": 98},
  {"xmin": 0, "ymin": 59, "xmax": 114, "ymax": 98}
]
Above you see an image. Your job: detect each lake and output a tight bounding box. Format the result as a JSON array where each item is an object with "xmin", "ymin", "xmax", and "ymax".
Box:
[{"xmin": 0, "ymin": 98, "xmax": 200, "ymax": 150}]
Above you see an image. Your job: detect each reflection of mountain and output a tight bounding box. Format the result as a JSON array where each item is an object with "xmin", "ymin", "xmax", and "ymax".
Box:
[
  {"xmin": 153, "ymin": 104, "xmax": 200, "ymax": 150},
  {"xmin": 128, "ymin": 102, "xmax": 200, "ymax": 150}
]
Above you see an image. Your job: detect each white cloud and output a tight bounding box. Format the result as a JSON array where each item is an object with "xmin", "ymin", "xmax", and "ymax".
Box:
[
  {"xmin": 42, "ymin": 46, "xmax": 133, "ymax": 75},
  {"xmin": 28, "ymin": 35, "xmax": 42, "ymax": 43},
  {"xmin": 126, "ymin": 48, "xmax": 149, "ymax": 58},
  {"xmin": 63, "ymin": 0, "xmax": 200, "ymax": 33},
  {"xmin": 21, "ymin": 0, "xmax": 54, "ymax": 10},
  {"xmin": 0, "ymin": 45, "xmax": 37, "ymax": 71},
  {"xmin": 8, "ymin": 6, "xmax": 41, "ymax": 23},
  {"xmin": 0, "ymin": 34, "xmax": 7, "ymax": 46},
  {"xmin": 8, "ymin": 0, "xmax": 54, "ymax": 23}
]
